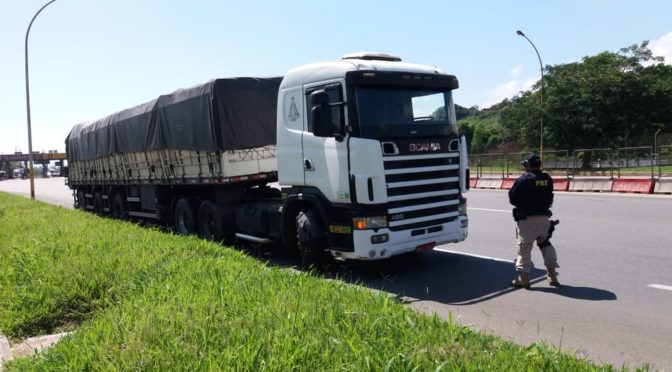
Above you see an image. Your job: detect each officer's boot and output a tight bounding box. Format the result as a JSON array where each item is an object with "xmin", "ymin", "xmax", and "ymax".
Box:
[
  {"xmin": 546, "ymin": 267, "xmax": 560, "ymax": 286},
  {"xmin": 511, "ymin": 272, "xmax": 530, "ymax": 289}
]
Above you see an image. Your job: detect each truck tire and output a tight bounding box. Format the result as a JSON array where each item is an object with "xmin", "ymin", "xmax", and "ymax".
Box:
[
  {"xmin": 93, "ymin": 192, "xmax": 105, "ymax": 215},
  {"xmin": 76, "ymin": 190, "xmax": 86, "ymax": 210},
  {"xmin": 198, "ymin": 201, "xmax": 223, "ymax": 241},
  {"xmin": 296, "ymin": 208, "xmax": 329, "ymax": 269},
  {"xmin": 111, "ymin": 193, "xmax": 127, "ymax": 219},
  {"xmin": 174, "ymin": 198, "xmax": 197, "ymax": 235}
]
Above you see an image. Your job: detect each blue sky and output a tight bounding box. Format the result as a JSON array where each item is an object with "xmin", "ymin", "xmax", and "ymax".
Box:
[{"xmin": 1, "ymin": 0, "xmax": 671, "ymax": 153}]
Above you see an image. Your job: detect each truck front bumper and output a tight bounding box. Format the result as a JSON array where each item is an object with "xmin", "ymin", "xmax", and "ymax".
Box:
[{"xmin": 334, "ymin": 216, "xmax": 468, "ymax": 260}]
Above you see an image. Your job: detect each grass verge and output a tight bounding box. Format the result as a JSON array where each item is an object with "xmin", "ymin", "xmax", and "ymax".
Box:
[{"xmin": 0, "ymin": 192, "xmax": 642, "ymax": 370}]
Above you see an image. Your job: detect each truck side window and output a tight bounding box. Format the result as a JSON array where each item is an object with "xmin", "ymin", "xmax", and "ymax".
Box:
[{"xmin": 306, "ymin": 83, "xmax": 344, "ymax": 133}]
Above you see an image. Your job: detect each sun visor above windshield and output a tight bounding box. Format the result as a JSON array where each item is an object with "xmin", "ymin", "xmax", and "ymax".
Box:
[{"xmin": 346, "ymin": 71, "xmax": 459, "ymax": 90}]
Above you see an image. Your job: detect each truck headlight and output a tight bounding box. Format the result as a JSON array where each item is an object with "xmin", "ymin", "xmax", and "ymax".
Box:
[{"xmin": 353, "ymin": 216, "xmax": 387, "ymax": 230}]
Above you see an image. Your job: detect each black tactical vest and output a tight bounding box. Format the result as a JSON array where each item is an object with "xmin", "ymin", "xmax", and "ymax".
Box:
[{"xmin": 508, "ymin": 170, "xmax": 554, "ymax": 216}]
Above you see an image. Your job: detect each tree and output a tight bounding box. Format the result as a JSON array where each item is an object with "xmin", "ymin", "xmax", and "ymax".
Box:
[
  {"xmin": 457, "ymin": 105, "xmax": 507, "ymax": 152},
  {"xmin": 455, "ymin": 104, "xmax": 479, "ymax": 120},
  {"xmin": 500, "ymin": 42, "xmax": 672, "ymax": 160}
]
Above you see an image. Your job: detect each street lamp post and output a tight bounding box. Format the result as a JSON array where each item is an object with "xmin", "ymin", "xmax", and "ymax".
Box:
[
  {"xmin": 25, "ymin": 0, "xmax": 57, "ymax": 200},
  {"xmin": 516, "ymin": 30, "xmax": 544, "ymax": 162}
]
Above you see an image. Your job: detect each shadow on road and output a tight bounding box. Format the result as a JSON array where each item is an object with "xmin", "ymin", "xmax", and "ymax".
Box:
[
  {"xmin": 323, "ymin": 250, "xmax": 550, "ymax": 305},
  {"xmin": 261, "ymin": 248, "xmax": 617, "ymax": 305},
  {"xmin": 262, "ymin": 248, "xmax": 548, "ymax": 305},
  {"xmin": 531, "ymin": 285, "xmax": 617, "ymax": 300}
]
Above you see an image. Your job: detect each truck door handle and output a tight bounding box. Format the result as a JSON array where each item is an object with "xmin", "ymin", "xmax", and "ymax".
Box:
[{"xmin": 304, "ymin": 158, "xmax": 315, "ymax": 171}]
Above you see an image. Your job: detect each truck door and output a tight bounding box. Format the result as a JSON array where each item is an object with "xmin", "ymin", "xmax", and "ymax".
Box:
[{"xmin": 302, "ymin": 81, "xmax": 351, "ymax": 204}]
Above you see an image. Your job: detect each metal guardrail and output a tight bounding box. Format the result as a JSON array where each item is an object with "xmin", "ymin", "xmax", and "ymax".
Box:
[
  {"xmin": 657, "ymin": 145, "xmax": 672, "ymax": 179},
  {"xmin": 470, "ymin": 144, "xmax": 672, "ymax": 179},
  {"xmin": 616, "ymin": 146, "xmax": 654, "ymax": 178},
  {"xmin": 572, "ymin": 148, "xmax": 614, "ymax": 178}
]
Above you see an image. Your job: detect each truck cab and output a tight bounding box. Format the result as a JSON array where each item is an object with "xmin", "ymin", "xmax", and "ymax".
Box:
[{"xmin": 277, "ymin": 52, "xmax": 469, "ymax": 261}]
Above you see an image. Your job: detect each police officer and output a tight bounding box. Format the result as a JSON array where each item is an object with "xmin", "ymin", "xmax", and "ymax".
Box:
[{"xmin": 509, "ymin": 153, "xmax": 559, "ymax": 288}]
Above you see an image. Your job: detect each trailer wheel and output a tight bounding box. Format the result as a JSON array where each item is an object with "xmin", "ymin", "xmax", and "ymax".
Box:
[
  {"xmin": 296, "ymin": 208, "xmax": 329, "ymax": 270},
  {"xmin": 198, "ymin": 201, "xmax": 223, "ymax": 241},
  {"xmin": 174, "ymin": 198, "xmax": 197, "ymax": 235},
  {"xmin": 76, "ymin": 190, "xmax": 86, "ymax": 210},
  {"xmin": 93, "ymin": 192, "xmax": 105, "ymax": 215},
  {"xmin": 111, "ymin": 193, "xmax": 127, "ymax": 219}
]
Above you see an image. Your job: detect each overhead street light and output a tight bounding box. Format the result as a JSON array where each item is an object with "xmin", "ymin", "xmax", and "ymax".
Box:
[
  {"xmin": 516, "ymin": 30, "xmax": 544, "ymax": 163},
  {"xmin": 25, "ymin": 0, "xmax": 57, "ymax": 200}
]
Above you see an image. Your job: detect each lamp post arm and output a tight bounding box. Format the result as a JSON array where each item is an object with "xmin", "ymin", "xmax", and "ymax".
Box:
[
  {"xmin": 517, "ymin": 30, "xmax": 544, "ymax": 162},
  {"xmin": 25, "ymin": 0, "xmax": 57, "ymax": 200}
]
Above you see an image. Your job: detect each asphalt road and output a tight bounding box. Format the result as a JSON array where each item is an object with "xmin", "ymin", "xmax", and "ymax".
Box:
[
  {"xmin": 0, "ymin": 177, "xmax": 73, "ymax": 208},
  {"xmin": 405, "ymin": 190, "xmax": 672, "ymax": 370},
  {"xmin": 2, "ymin": 178, "xmax": 671, "ymax": 369}
]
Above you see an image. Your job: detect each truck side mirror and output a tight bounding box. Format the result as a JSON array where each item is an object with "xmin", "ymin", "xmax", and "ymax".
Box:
[{"xmin": 310, "ymin": 90, "xmax": 339, "ymax": 138}]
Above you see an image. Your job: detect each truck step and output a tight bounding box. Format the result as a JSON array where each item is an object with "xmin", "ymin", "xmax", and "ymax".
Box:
[
  {"xmin": 235, "ymin": 233, "xmax": 271, "ymax": 244},
  {"xmin": 128, "ymin": 211, "xmax": 159, "ymax": 219}
]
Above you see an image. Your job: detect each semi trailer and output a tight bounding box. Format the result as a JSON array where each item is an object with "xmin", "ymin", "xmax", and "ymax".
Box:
[{"xmin": 66, "ymin": 52, "xmax": 470, "ymax": 267}]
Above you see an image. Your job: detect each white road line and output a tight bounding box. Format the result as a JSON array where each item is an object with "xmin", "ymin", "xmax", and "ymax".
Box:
[
  {"xmin": 647, "ymin": 284, "xmax": 672, "ymax": 291},
  {"xmin": 434, "ymin": 248, "xmax": 513, "ymax": 264},
  {"xmin": 469, "ymin": 207, "xmax": 510, "ymax": 213}
]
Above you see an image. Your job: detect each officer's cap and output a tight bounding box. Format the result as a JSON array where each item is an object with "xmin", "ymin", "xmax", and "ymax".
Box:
[{"xmin": 521, "ymin": 153, "xmax": 542, "ymax": 167}]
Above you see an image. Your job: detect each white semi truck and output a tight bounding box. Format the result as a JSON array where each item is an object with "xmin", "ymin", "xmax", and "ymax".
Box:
[{"xmin": 67, "ymin": 52, "xmax": 469, "ymax": 267}]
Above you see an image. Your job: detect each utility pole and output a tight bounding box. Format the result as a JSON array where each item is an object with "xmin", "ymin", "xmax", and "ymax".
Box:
[{"xmin": 25, "ymin": 0, "xmax": 57, "ymax": 199}]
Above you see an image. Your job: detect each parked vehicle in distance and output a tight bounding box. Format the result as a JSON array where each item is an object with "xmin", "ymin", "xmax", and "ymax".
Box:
[
  {"xmin": 66, "ymin": 52, "xmax": 470, "ymax": 267},
  {"xmin": 49, "ymin": 166, "xmax": 61, "ymax": 177}
]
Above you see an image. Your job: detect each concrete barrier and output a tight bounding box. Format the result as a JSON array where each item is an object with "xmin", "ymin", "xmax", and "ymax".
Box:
[
  {"xmin": 569, "ymin": 177, "xmax": 613, "ymax": 192},
  {"xmin": 469, "ymin": 178, "xmax": 478, "ymax": 189},
  {"xmin": 498, "ymin": 176, "xmax": 569, "ymax": 191},
  {"xmin": 611, "ymin": 179, "xmax": 654, "ymax": 194},
  {"xmin": 553, "ymin": 178, "xmax": 570, "ymax": 191},
  {"xmin": 654, "ymin": 178, "xmax": 672, "ymax": 194},
  {"xmin": 475, "ymin": 178, "xmax": 503, "ymax": 189},
  {"xmin": 500, "ymin": 178, "xmax": 517, "ymax": 190}
]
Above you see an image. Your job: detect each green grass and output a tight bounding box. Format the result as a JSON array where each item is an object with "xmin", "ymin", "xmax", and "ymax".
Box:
[{"xmin": 0, "ymin": 192, "xmax": 644, "ymax": 370}]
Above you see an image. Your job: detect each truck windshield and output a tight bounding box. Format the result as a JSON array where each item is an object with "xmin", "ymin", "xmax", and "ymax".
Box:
[{"xmin": 354, "ymin": 87, "xmax": 458, "ymax": 139}]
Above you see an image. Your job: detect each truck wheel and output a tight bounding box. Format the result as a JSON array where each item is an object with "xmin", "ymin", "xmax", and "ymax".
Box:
[
  {"xmin": 198, "ymin": 201, "xmax": 223, "ymax": 241},
  {"xmin": 174, "ymin": 198, "xmax": 197, "ymax": 235},
  {"xmin": 111, "ymin": 193, "xmax": 127, "ymax": 219},
  {"xmin": 76, "ymin": 190, "xmax": 86, "ymax": 210},
  {"xmin": 93, "ymin": 192, "xmax": 105, "ymax": 215},
  {"xmin": 296, "ymin": 208, "xmax": 329, "ymax": 270}
]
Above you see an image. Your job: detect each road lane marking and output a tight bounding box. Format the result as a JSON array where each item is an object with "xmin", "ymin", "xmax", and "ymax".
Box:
[
  {"xmin": 434, "ymin": 248, "xmax": 513, "ymax": 263},
  {"xmin": 647, "ymin": 284, "xmax": 672, "ymax": 291},
  {"xmin": 469, "ymin": 207, "xmax": 510, "ymax": 213}
]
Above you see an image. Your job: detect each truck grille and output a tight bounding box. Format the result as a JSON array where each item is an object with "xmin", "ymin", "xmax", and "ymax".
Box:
[{"xmin": 384, "ymin": 152, "xmax": 460, "ymax": 231}]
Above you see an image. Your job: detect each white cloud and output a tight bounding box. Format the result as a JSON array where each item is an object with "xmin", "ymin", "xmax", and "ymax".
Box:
[
  {"xmin": 480, "ymin": 78, "xmax": 537, "ymax": 108},
  {"xmin": 479, "ymin": 65, "xmax": 538, "ymax": 108},
  {"xmin": 510, "ymin": 64, "xmax": 524, "ymax": 77},
  {"xmin": 649, "ymin": 31, "xmax": 672, "ymax": 64}
]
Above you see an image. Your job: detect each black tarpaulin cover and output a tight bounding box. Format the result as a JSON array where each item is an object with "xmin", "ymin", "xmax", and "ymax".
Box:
[{"xmin": 66, "ymin": 77, "xmax": 282, "ymax": 161}]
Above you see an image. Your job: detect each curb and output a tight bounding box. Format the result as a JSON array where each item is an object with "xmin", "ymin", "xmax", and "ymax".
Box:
[
  {"xmin": 0, "ymin": 332, "xmax": 71, "ymax": 369},
  {"xmin": 0, "ymin": 334, "xmax": 13, "ymax": 369}
]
